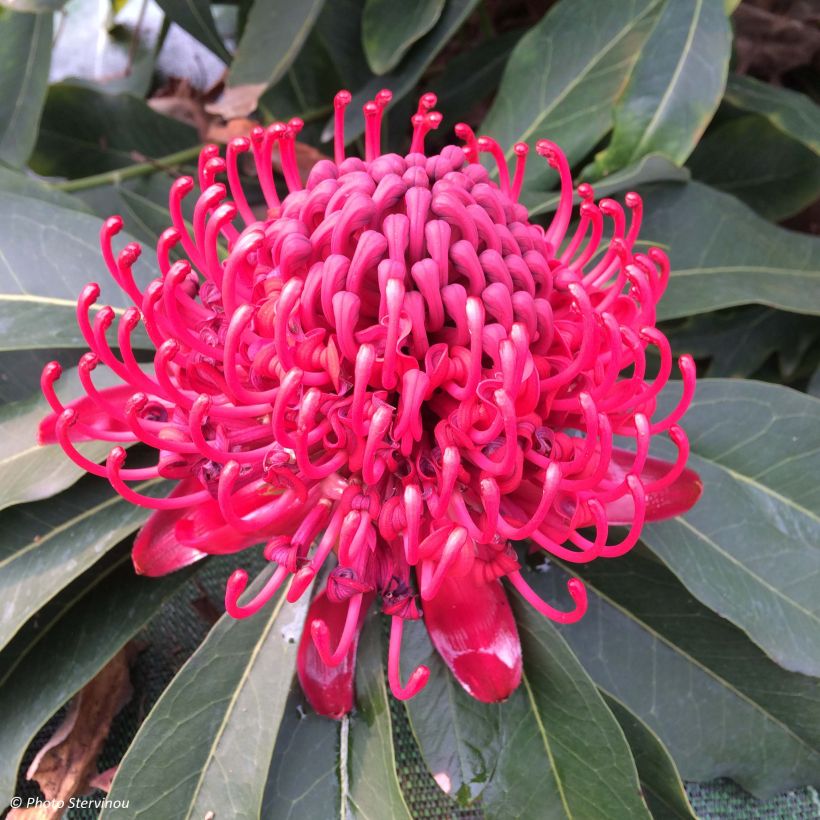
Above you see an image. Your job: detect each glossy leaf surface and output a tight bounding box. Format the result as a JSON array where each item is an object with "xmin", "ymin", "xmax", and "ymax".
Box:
[
  {"xmin": 400, "ymin": 618, "xmax": 502, "ymax": 805},
  {"xmin": 538, "ymin": 555, "xmax": 820, "ymax": 797},
  {"xmin": 481, "ymin": 0, "xmax": 661, "ymax": 187},
  {"xmin": 0, "ymin": 8, "xmax": 51, "ymax": 167},
  {"xmin": 482, "ymin": 584, "xmax": 650, "ymax": 819},
  {"xmin": 0, "ymin": 556, "xmax": 191, "ymax": 806},
  {"xmin": 642, "ymin": 379, "xmax": 820, "ymax": 676},
  {"xmin": 592, "ymin": 0, "xmax": 731, "ymax": 173},
  {"xmin": 639, "ymin": 182, "xmax": 820, "ymax": 319},
  {"xmin": 106, "ymin": 575, "xmax": 313, "ymax": 818}
]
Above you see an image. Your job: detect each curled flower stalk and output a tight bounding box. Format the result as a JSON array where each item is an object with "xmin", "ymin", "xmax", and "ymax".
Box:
[{"xmin": 40, "ymin": 90, "xmax": 702, "ymax": 716}]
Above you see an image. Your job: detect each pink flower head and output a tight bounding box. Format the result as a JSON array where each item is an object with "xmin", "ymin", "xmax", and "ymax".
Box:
[{"xmin": 40, "ymin": 89, "xmax": 701, "ymax": 716}]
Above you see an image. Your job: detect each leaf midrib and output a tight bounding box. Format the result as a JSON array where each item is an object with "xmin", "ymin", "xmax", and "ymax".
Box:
[
  {"xmin": 0, "ymin": 478, "xmax": 158, "ymax": 573},
  {"xmin": 0, "ymin": 13, "xmax": 45, "ymax": 159},
  {"xmin": 630, "ymin": 0, "xmax": 704, "ymax": 159},
  {"xmin": 501, "ymin": 0, "xmax": 662, "ymax": 162},
  {"xmin": 522, "ymin": 673, "xmax": 573, "ymax": 817},
  {"xmin": 182, "ymin": 591, "xmax": 288, "ymax": 820}
]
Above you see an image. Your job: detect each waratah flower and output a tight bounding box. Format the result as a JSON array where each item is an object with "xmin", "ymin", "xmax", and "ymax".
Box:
[{"xmin": 40, "ymin": 89, "xmax": 702, "ymax": 717}]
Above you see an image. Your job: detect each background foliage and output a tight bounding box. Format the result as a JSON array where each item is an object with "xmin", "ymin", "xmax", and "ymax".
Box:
[{"xmin": 0, "ymin": 0, "xmax": 818, "ymax": 817}]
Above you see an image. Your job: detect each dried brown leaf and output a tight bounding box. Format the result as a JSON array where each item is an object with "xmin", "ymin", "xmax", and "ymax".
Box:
[
  {"xmin": 205, "ymin": 83, "xmax": 268, "ymax": 120},
  {"xmin": 9, "ymin": 650, "xmax": 133, "ymax": 820}
]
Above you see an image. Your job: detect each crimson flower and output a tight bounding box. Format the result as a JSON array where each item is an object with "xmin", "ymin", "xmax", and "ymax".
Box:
[{"xmin": 40, "ymin": 89, "xmax": 701, "ymax": 717}]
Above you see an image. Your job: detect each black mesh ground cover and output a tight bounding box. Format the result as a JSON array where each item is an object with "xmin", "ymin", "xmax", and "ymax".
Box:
[{"xmin": 15, "ymin": 557, "xmax": 820, "ymax": 820}]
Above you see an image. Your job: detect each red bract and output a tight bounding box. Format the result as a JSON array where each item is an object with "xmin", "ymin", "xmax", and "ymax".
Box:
[{"xmin": 40, "ymin": 89, "xmax": 701, "ymax": 715}]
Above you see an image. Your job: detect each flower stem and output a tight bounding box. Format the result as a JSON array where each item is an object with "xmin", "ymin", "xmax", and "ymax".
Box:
[{"xmin": 51, "ymin": 145, "xmax": 204, "ymax": 193}]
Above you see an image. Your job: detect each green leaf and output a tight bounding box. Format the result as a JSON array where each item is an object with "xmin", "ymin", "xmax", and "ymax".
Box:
[
  {"xmin": 637, "ymin": 181, "xmax": 820, "ymax": 319},
  {"xmin": 259, "ymin": 29, "xmax": 341, "ymax": 143},
  {"xmin": 30, "ymin": 83, "xmax": 197, "ymax": 179},
  {"xmin": 428, "ymin": 28, "xmax": 525, "ymax": 129},
  {"xmin": 314, "ymin": 0, "xmax": 372, "ymax": 91},
  {"xmin": 536, "ymin": 554, "xmax": 820, "ymax": 798},
  {"xmin": 603, "ymin": 695, "xmax": 696, "ymax": 819},
  {"xmin": 0, "ymin": 8, "xmax": 52, "ymax": 167},
  {"xmin": 262, "ymin": 685, "xmax": 342, "ymax": 819},
  {"xmin": 0, "ymin": 555, "xmax": 192, "ymax": 807},
  {"xmin": 482, "ymin": 589, "xmax": 650, "ymax": 820},
  {"xmin": 723, "ymin": 74, "xmax": 820, "ymax": 156},
  {"xmin": 321, "ymin": 0, "xmax": 480, "ymax": 145},
  {"xmin": 106, "ymin": 574, "xmax": 313, "ymax": 818},
  {"xmin": 0, "ymin": 192, "xmax": 156, "ymax": 350},
  {"xmin": 214, "ymin": 0, "xmax": 325, "ymax": 119},
  {"xmin": 400, "ymin": 618, "xmax": 501, "ymax": 805},
  {"xmin": 0, "ymin": 349, "xmax": 78, "ymax": 404},
  {"xmin": 663, "ymin": 306, "xmax": 819, "ymax": 379},
  {"xmin": 0, "ymin": 365, "xmax": 123, "ymax": 509},
  {"xmin": 480, "ymin": 0, "xmax": 661, "ymax": 188},
  {"xmin": 641, "ymin": 379, "xmax": 820, "ymax": 677},
  {"xmin": 525, "ymin": 154, "xmax": 689, "ymax": 217},
  {"xmin": 0, "ymin": 162, "xmax": 90, "ymax": 210},
  {"xmin": 154, "ymin": 0, "xmax": 230, "ymax": 62},
  {"xmin": 348, "ymin": 615, "xmax": 413, "ymax": 820},
  {"xmin": 362, "ymin": 0, "xmax": 444, "ymax": 75},
  {"xmin": 0, "ymin": 476, "xmax": 168, "ymax": 651},
  {"xmin": 688, "ymin": 114, "xmax": 820, "ymax": 221},
  {"xmin": 592, "ymin": 0, "xmax": 731, "ymax": 175}
]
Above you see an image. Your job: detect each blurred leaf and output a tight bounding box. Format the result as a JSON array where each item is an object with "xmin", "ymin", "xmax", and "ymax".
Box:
[
  {"xmin": 0, "ymin": 556, "xmax": 191, "ymax": 807},
  {"xmin": 348, "ymin": 615, "xmax": 413, "ymax": 820},
  {"xmin": 0, "ymin": 163, "xmax": 89, "ymax": 210},
  {"xmin": 0, "ymin": 193, "xmax": 157, "ymax": 349},
  {"xmin": 72, "ymin": 170, "xmax": 189, "ymax": 248},
  {"xmin": 0, "ymin": 349, "xmax": 79, "ymax": 404},
  {"xmin": 362, "ymin": 0, "xmax": 444, "ymax": 75},
  {"xmin": 427, "ymin": 28, "xmax": 525, "ymax": 128},
  {"xmin": 0, "ymin": 8, "xmax": 52, "ymax": 167},
  {"xmin": 116, "ymin": 182, "xmax": 177, "ymax": 245},
  {"xmin": 400, "ymin": 618, "xmax": 501, "ymax": 805},
  {"xmin": 534, "ymin": 554, "xmax": 820, "ymax": 798},
  {"xmin": 321, "ymin": 0, "xmax": 480, "ymax": 145},
  {"xmin": 663, "ymin": 306, "xmax": 820, "ymax": 379},
  {"xmin": 724, "ymin": 0, "xmax": 742, "ymax": 11},
  {"xmin": 0, "ymin": 476, "xmax": 168, "ymax": 651},
  {"xmin": 154, "ymin": 0, "xmax": 229, "ymax": 62},
  {"xmin": 314, "ymin": 0, "xmax": 372, "ymax": 90},
  {"xmin": 30, "ymin": 83, "xmax": 197, "ymax": 179},
  {"xmin": 525, "ymin": 154, "xmax": 689, "ymax": 216},
  {"xmin": 0, "ymin": 0, "xmax": 64, "ymax": 8},
  {"xmin": 642, "ymin": 379, "xmax": 820, "ymax": 677},
  {"xmin": 106, "ymin": 575, "xmax": 313, "ymax": 818},
  {"xmin": 214, "ymin": 0, "xmax": 326, "ymax": 118},
  {"xmin": 688, "ymin": 114, "xmax": 820, "ymax": 221},
  {"xmin": 592, "ymin": 0, "xmax": 731, "ymax": 175},
  {"xmin": 480, "ymin": 0, "xmax": 661, "ymax": 189},
  {"xmin": 483, "ymin": 590, "xmax": 649, "ymax": 819},
  {"xmin": 638, "ymin": 182, "xmax": 820, "ymax": 319},
  {"xmin": 259, "ymin": 29, "xmax": 341, "ymax": 144},
  {"xmin": 603, "ymin": 695, "xmax": 696, "ymax": 819},
  {"xmin": 723, "ymin": 74, "xmax": 820, "ymax": 155},
  {"xmin": 0, "ymin": 365, "xmax": 120, "ymax": 510},
  {"xmin": 262, "ymin": 686, "xmax": 341, "ymax": 819}
]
